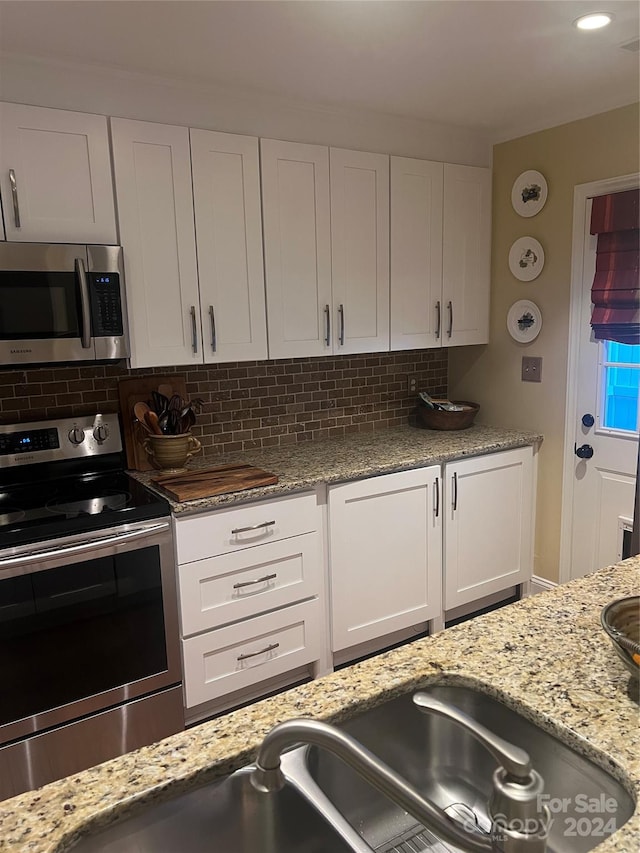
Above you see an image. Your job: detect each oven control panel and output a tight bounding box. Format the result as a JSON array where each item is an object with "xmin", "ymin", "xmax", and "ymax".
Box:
[{"xmin": 0, "ymin": 414, "xmax": 122, "ymax": 467}]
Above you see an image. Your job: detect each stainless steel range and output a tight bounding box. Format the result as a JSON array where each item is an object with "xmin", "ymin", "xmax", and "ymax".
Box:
[{"xmin": 0, "ymin": 414, "xmax": 183, "ymax": 802}]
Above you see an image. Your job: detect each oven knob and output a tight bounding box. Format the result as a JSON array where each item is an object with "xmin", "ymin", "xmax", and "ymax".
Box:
[
  {"xmin": 68, "ymin": 426, "xmax": 85, "ymax": 445},
  {"xmin": 93, "ymin": 423, "xmax": 109, "ymax": 444}
]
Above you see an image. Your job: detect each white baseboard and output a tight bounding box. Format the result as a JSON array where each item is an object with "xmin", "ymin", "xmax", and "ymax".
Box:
[{"xmin": 530, "ymin": 575, "xmax": 558, "ymax": 595}]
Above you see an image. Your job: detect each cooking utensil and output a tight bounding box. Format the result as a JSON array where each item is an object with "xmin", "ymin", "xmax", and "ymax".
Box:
[
  {"xmin": 144, "ymin": 410, "xmax": 164, "ymax": 436},
  {"xmin": 151, "ymin": 391, "xmax": 169, "ymax": 416},
  {"xmin": 157, "ymin": 383, "xmax": 174, "ymax": 399},
  {"xmin": 133, "ymin": 401, "xmax": 152, "ymax": 427},
  {"xmin": 601, "ymin": 596, "xmax": 640, "ymax": 679}
]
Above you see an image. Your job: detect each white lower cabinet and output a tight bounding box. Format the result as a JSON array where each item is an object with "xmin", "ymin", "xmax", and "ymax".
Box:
[
  {"xmin": 182, "ymin": 599, "xmax": 321, "ymax": 708},
  {"xmin": 443, "ymin": 447, "xmax": 534, "ymax": 610},
  {"xmin": 328, "ymin": 467, "xmax": 442, "ymax": 653},
  {"xmin": 174, "ymin": 447, "xmax": 535, "ymax": 712},
  {"xmin": 175, "ymin": 491, "xmax": 326, "ymax": 716}
]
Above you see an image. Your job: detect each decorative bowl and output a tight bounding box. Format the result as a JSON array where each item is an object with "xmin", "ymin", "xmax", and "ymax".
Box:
[
  {"xmin": 417, "ymin": 401, "xmax": 480, "ymax": 431},
  {"xmin": 601, "ymin": 596, "xmax": 640, "ymax": 679}
]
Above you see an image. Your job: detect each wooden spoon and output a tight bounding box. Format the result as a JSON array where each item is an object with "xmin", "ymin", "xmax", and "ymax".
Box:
[
  {"xmin": 133, "ymin": 401, "xmax": 152, "ymax": 431},
  {"xmin": 145, "ymin": 410, "xmax": 164, "ymax": 435}
]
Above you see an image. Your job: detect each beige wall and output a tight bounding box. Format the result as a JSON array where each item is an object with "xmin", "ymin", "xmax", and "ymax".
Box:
[{"xmin": 449, "ymin": 103, "xmax": 640, "ymax": 583}]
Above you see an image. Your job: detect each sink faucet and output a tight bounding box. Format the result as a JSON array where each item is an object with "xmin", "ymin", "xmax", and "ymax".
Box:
[{"xmin": 251, "ymin": 692, "xmax": 550, "ymax": 853}]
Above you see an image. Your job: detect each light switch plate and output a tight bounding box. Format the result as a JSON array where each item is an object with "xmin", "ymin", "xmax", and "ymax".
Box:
[{"xmin": 522, "ymin": 356, "xmax": 542, "ymax": 382}]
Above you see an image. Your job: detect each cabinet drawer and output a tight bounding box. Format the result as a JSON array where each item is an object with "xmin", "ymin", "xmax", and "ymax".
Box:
[
  {"xmin": 175, "ymin": 491, "xmax": 319, "ymax": 563},
  {"xmin": 179, "ymin": 532, "xmax": 321, "ymax": 636},
  {"xmin": 182, "ymin": 599, "xmax": 321, "ymax": 708}
]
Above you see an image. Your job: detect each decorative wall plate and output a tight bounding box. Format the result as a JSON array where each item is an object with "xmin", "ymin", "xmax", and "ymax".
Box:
[
  {"xmin": 511, "ymin": 170, "xmax": 548, "ymax": 217},
  {"xmin": 507, "ymin": 299, "xmax": 542, "ymax": 343},
  {"xmin": 508, "ymin": 236, "xmax": 545, "ymax": 281}
]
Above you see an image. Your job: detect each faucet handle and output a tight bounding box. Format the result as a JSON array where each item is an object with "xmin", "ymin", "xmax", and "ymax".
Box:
[
  {"xmin": 413, "ymin": 693, "xmax": 550, "ymax": 852},
  {"xmin": 413, "ymin": 693, "xmax": 532, "ymax": 781}
]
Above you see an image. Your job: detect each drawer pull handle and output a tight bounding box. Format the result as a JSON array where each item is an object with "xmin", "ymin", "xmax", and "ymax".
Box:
[
  {"xmin": 231, "ymin": 520, "xmax": 275, "ymax": 535},
  {"xmin": 237, "ymin": 642, "xmax": 279, "ymax": 662},
  {"xmin": 233, "ymin": 572, "xmax": 277, "ymax": 590}
]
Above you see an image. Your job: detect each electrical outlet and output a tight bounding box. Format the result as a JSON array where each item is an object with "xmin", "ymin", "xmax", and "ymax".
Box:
[
  {"xmin": 522, "ymin": 356, "xmax": 542, "ymax": 382},
  {"xmin": 407, "ymin": 376, "xmax": 417, "ymax": 393}
]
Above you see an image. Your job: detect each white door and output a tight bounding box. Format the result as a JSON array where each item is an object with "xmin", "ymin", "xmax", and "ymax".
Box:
[
  {"xmin": 444, "ymin": 448, "xmax": 534, "ymax": 610},
  {"xmin": 261, "ymin": 139, "xmax": 332, "ymax": 359},
  {"xmin": 330, "ymin": 148, "xmax": 389, "ymax": 354},
  {"xmin": 390, "ymin": 156, "xmax": 444, "ymax": 350},
  {"xmin": 111, "ymin": 118, "xmax": 201, "ymax": 368},
  {"xmin": 190, "ymin": 129, "xmax": 268, "ymax": 363},
  {"xmin": 329, "ymin": 467, "xmax": 442, "ymax": 652},
  {"xmin": 568, "ymin": 192, "xmax": 639, "ymax": 579},
  {"xmin": 0, "ymin": 102, "xmax": 116, "ymax": 244},
  {"xmin": 442, "ymin": 164, "xmax": 491, "ymax": 346}
]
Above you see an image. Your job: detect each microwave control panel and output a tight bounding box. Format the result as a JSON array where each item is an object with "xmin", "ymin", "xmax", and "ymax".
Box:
[{"xmin": 90, "ymin": 273, "xmax": 124, "ymax": 336}]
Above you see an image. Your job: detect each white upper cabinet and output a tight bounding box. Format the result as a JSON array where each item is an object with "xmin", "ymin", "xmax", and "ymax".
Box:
[
  {"xmin": 261, "ymin": 141, "xmax": 389, "ymax": 359},
  {"xmin": 0, "ymin": 102, "xmax": 116, "ymax": 244},
  {"xmin": 111, "ymin": 120, "xmax": 267, "ymax": 368},
  {"xmin": 190, "ymin": 129, "xmax": 267, "ymax": 363},
  {"xmin": 330, "ymin": 148, "xmax": 389, "ymax": 354},
  {"xmin": 442, "ymin": 163, "xmax": 491, "ymax": 346},
  {"xmin": 260, "ymin": 139, "xmax": 332, "ymax": 359},
  {"xmin": 390, "ymin": 156, "xmax": 444, "ymax": 350},
  {"xmin": 390, "ymin": 158, "xmax": 491, "ymax": 350},
  {"xmin": 110, "ymin": 118, "xmax": 201, "ymax": 368}
]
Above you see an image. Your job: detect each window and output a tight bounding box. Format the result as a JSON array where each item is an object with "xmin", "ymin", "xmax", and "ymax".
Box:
[{"xmin": 600, "ymin": 341, "xmax": 640, "ymax": 432}]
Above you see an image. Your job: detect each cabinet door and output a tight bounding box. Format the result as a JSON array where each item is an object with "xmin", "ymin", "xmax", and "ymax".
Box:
[
  {"xmin": 261, "ymin": 139, "xmax": 332, "ymax": 359},
  {"xmin": 330, "ymin": 148, "xmax": 389, "ymax": 354},
  {"xmin": 442, "ymin": 164, "xmax": 491, "ymax": 346},
  {"xmin": 390, "ymin": 157, "xmax": 444, "ymax": 350},
  {"xmin": 444, "ymin": 448, "xmax": 533, "ymax": 610},
  {"xmin": 111, "ymin": 118, "xmax": 201, "ymax": 368},
  {"xmin": 190, "ymin": 129, "xmax": 267, "ymax": 363},
  {"xmin": 329, "ymin": 467, "xmax": 442, "ymax": 652},
  {"xmin": 0, "ymin": 102, "xmax": 116, "ymax": 244}
]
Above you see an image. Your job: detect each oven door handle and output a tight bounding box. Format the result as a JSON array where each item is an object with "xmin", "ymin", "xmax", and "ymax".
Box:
[{"xmin": 0, "ymin": 521, "xmax": 170, "ymax": 569}]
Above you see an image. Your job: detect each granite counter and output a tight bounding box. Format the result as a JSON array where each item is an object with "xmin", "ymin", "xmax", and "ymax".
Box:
[
  {"xmin": 131, "ymin": 423, "xmax": 542, "ymax": 513},
  {"xmin": 1, "ymin": 557, "xmax": 638, "ymax": 853}
]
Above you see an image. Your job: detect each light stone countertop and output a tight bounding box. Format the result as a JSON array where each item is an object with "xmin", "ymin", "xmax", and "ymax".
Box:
[
  {"xmin": 1, "ymin": 557, "xmax": 639, "ymax": 853},
  {"xmin": 130, "ymin": 423, "xmax": 543, "ymax": 512}
]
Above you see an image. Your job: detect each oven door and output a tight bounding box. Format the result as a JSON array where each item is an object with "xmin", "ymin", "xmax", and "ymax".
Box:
[
  {"xmin": 0, "ymin": 519, "xmax": 181, "ymax": 746},
  {"xmin": 0, "ymin": 242, "xmax": 95, "ymax": 364}
]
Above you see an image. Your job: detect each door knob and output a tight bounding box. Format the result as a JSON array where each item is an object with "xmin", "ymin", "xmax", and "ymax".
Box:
[
  {"xmin": 581, "ymin": 413, "xmax": 595, "ymax": 428},
  {"xmin": 574, "ymin": 443, "xmax": 594, "ymax": 459}
]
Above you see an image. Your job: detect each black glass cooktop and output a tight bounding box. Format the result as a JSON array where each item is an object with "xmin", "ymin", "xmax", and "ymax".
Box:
[{"xmin": 0, "ymin": 469, "xmax": 169, "ymax": 549}]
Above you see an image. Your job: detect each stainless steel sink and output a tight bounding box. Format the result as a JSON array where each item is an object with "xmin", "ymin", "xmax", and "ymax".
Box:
[
  {"xmin": 70, "ymin": 683, "xmax": 635, "ymax": 853},
  {"xmin": 69, "ymin": 765, "xmax": 363, "ymax": 852},
  {"xmin": 304, "ymin": 684, "xmax": 635, "ymax": 853}
]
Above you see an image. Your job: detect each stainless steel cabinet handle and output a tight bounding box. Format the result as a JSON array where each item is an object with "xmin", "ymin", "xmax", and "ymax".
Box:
[
  {"xmin": 209, "ymin": 305, "xmax": 216, "ymax": 353},
  {"xmin": 237, "ymin": 642, "xmax": 279, "ymax": 662},
  {"xmin": 452, "ymin": 471, "xmax": 458, "ymax": 511},
  {"xmin": 74, "ymin": 257, "xmax": 92, "ymax": 349},
  {"xmin": 233, "ymin": 572, "xmax": 277, "ymax": 590},
  {"xmin": 435, "ymin": 301, "xmax": 441, "ymax": 340},
  {"xmin": 190, "ymin": 305, "xmax": 198, "ymax": 353},
  {"xmin": 434, "ymin": 477, "xmax": 440, "ymax": 518},
  {"xmin": 324, "ymin": 304, "xmax": 331, "ymax": 346},
  {"xmin": 338, "ymin": 303, "xmax": 345, "ymax": 346},
  {"xmin": 447, "ymin": 301, "xmax": 453, "ymax": 338},
  {"xmin": 8, "ymin": 169, "xmax": 21, "ymax": 228},
  {"xmin": 231, "ymin": 519, "xmax": 275, "ymax": 535}
]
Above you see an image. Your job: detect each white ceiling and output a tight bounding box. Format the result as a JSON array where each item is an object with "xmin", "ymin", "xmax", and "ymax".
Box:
[{"xmin": 0, "ymin": 0, "xmax": 638, "ymax": 140}]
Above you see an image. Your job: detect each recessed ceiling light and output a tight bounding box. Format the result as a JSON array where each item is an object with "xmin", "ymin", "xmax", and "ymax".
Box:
[{"xmin": 574, "ymin": 12, "xmax": 614, "ymax": 30}]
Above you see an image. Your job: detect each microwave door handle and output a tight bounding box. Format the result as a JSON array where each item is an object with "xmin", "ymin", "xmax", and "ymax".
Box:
[{"xmin": 74, "ymin": 257, "xmax": 92, "ymax": 349}]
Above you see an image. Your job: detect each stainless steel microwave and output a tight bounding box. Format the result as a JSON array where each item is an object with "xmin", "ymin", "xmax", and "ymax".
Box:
[{"xmin": 0, "ymin": 243, "xmax": 129, "ymax": 366}]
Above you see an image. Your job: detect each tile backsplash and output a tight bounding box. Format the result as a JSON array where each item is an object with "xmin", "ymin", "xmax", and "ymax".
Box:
[{"xmin": 0, "ymin": 349, "xmax": 447, "ymax": 457}]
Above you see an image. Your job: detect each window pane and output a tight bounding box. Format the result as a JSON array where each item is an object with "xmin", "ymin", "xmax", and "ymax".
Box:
[{"xmin": 602, "ymin": 341, "xmax": 640, "ymax": 432}]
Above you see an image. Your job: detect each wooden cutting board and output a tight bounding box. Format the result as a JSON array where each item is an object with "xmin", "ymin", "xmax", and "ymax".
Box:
[
  {"xmin": 118, "ymin": 375, "xmax": 187, "ymax": 471},
  {"xmin": 150, "ymin": 463, "xmax": 279, "ymax": 501}
]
